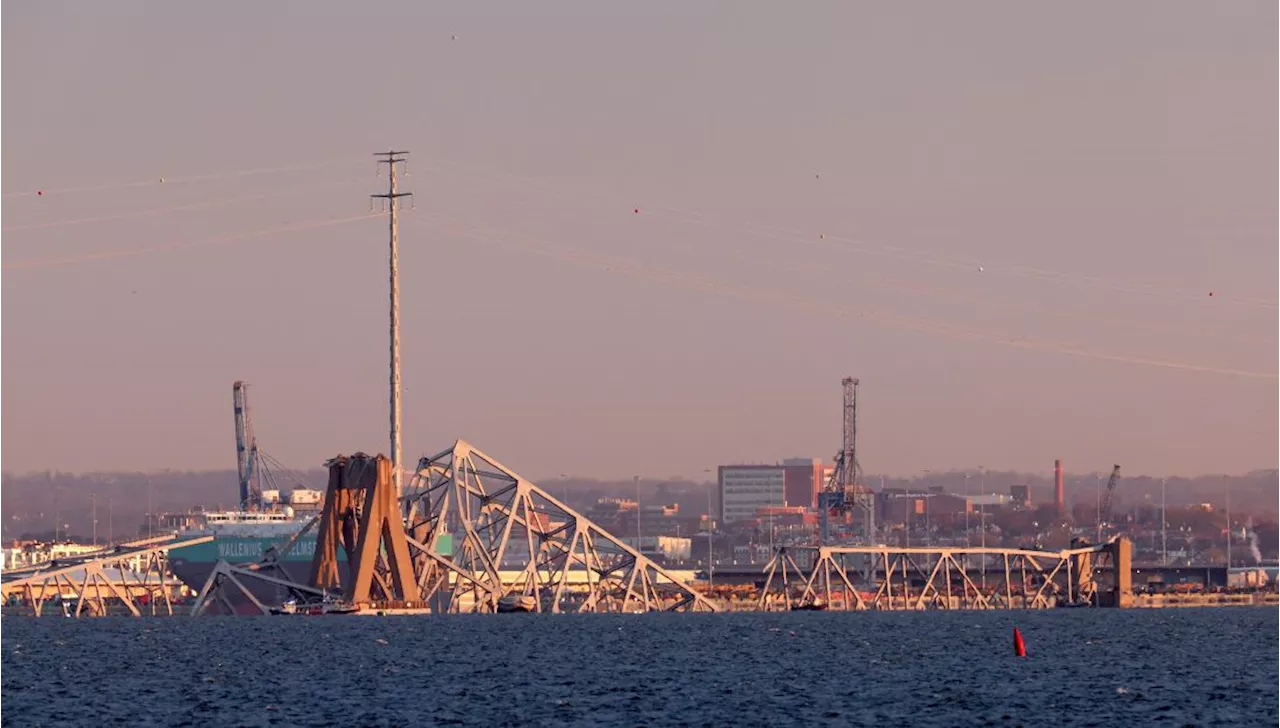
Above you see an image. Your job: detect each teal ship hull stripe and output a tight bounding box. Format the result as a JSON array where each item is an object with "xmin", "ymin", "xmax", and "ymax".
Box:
[{"xmin": 169, "ymin": 533, "xmax": 454, "ymax": 564}]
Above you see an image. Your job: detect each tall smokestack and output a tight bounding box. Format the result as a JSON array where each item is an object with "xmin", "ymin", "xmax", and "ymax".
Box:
[{"xmin": 1054, "ymin": 459, "xmax": 1064, "ymax": 515}]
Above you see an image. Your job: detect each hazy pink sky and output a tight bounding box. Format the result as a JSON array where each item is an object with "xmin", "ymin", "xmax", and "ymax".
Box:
[{"xmin": 3, "ymin": 2, "xmax": 1276, "ymax": 481}]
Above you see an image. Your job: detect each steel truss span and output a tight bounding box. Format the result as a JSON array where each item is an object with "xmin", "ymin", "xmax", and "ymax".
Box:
[
  {"xmin": 404, "ymin": 440, "xmax": 719, "ymax": 613},
  {"xmin": 757, "ymin": 540, "xmax": 1127, "ymax": 611},
  {"xmin": 189, "ymin": 440, "xmax": 717, "ymax": 615},
  {"xmin": 0, "ymin": 535, "xmax": 214, "ymax": 618}
]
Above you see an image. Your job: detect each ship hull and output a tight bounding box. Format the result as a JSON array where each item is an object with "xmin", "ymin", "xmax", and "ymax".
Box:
[
  {"xmin": 168, "ymin": 559, "xmax": 334, "ymax": 615},
  {"xmin": 169, "ymin": 534, "xmax": 452, "ymax": 614}
]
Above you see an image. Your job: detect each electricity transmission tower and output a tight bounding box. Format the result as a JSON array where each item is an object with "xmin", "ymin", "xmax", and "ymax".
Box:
[{"xmin": 372, "ymin": 151, "xmax": 412, "ymax": 496}]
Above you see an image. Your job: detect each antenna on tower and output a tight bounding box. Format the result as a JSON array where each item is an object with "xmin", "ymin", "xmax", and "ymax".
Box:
[{"xmin": 372, "ymin": 151, "xmax": 412, "ymax": 497}]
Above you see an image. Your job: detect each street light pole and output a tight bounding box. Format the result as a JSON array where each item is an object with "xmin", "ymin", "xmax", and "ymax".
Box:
[
  {"xmin": 921, "ymin": 469, "xmax": 931, "ymax": 548},
  {"xmin": 925, "ymin": 494, "xmax": 931, "ymax": 548},
  {"xmin": 1161, "ymin": 478, "xmax": 1168, "ymax": 566},
  {"xmin": 980, "ymin": 504, "xmax": 987, "ymax": 591},
  {"xmin": 707, "ymin": 483, "xmax": 714, "ymax": 590},
  {"xmin": 769, "ymin": 474, "xmax": 776, "ymax": 553},
  {"xmin": 964, "ymin": 472, "xmax": 971, "ymax": 547},
  {"xmin": 634, "ymin": 475, "xmax": 642, "ymax": 552},
  {"xmin": 702, "ymin": 468, "xmax": 715, "ymax": 591},
  {"xmin": 978, "ymin": 465, "xmax": 986, "ymax": 584},
  {"xmin": 1225, "ymin": 482, "xmax": 1231, "ymax": 570}
]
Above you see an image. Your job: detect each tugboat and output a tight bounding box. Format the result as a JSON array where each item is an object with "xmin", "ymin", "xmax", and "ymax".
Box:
[
  {"xmin": 792, "ymin": 600, "xmax": 827, "ymax": 611},
  {"xmin": 496, "ymin": 594, "xmax": 537, "ymax": 613},
  {"xmin": 271, "ymin": 593, "xmax": 361, "ymax": 616}
]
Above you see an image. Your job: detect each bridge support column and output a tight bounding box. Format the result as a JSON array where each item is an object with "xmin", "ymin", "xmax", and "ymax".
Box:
[{"xmin": 1102, "ymin": 536, "xmax": 1133, "ymax": 608}]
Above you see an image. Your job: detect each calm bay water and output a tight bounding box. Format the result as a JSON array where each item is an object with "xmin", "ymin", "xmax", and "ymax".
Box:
[{"xmin": 2, "ymin": 608, "xmax": 1276, "ymax": 727}]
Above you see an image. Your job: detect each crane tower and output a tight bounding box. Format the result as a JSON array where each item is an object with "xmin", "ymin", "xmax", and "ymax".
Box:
[
  {"xmin": 232, "ymin": 381, "xmax": 261, "ymax": 510},
  {"xmin": 1097, "ymin": 464, "xmax": 1121, "ymax": 535},
  {"xmin": 818, "ymin": 377, "xmax": 875, "ymax": 544},
  {"xmin": 838, "ymin": 376, "xmax": 861, "ymax": 488}
]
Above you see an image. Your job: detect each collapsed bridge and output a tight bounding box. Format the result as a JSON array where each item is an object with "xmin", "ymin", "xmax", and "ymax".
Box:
[
  {"xmin": 757, "ymin": 538, "xmax": 1133, "ymax": 611},
  {"xmin": 1, "ymin": 535, "xmax": 214, "ymax": 617},
  {"xmin": 191, "ymin": 439, "xmax": 719, "ymax": 614}
]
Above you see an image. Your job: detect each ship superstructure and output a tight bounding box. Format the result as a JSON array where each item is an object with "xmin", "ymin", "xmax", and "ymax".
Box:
[{"xmin": 165, "ymin": 382, "xmax": 323, "ymax": 608}]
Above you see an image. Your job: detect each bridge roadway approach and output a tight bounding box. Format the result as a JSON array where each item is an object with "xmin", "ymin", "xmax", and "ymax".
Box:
[{"xmin": 1, "ymin": 535, "xmax": 214, "ymax": 617}]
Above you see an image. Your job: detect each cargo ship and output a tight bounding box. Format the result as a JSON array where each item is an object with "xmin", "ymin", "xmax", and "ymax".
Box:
[
  {"xmin": 163, "ymin": 381, "xmax": 340, "ymax": 612},
  {"xmin": 166, "ymin": 508, "xmax": 328, "ymax": 612},
  {"xmin": 166, "ymin": 511, "xmax": 455, "ymax": 612},
  {"xmin": 166, "ymin": 379, "xmax": 463, "ymax": 612}
]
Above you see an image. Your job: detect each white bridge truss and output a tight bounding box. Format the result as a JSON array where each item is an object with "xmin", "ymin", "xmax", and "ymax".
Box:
[
  {"xmin": 1, "ymin": 535, "xmax": 214, "ymax": 617},
  {"xmin": 188, "ymin": 440, "xmax": 717, "ymax": 614},
  {"xmin": 402, "ymin": 440, "xmax": 718, "ymax": 613},
  {"xmin": 758, "ymin": 541, "xmax": 1120, "ymax": 611}
]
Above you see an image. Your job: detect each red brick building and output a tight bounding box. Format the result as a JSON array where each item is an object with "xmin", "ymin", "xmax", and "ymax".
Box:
[{"xmin": 782, "ymin": 458, "xmax": 824, "ymax": 510}]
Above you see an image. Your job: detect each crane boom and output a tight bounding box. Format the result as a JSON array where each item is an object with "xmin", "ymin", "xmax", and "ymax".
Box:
[{"xmin": 1098, "ymin": 464, "xmax": 1121, "ymax": 527}]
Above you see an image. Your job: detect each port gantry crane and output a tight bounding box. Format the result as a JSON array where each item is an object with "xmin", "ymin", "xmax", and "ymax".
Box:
[
  {"xmin": 817, "ymin": 377, "xmax": 875, "ymax": 545},
  {"xmin": 232, "ymin": 381, "xmax": 313, "ymax": 511},
  {"xmin": 1098, "ymin": 464, "xmax": 1121, "ymax": 535},
  {"xmin": 232, "ymin": 381, "xmax": 262, "ymax": 510}
]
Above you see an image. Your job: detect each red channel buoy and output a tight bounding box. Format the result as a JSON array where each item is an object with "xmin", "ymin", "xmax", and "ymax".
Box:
[{"xmin": 1013, "ymin": 627, "xmax": 1027, "ymax": 657}]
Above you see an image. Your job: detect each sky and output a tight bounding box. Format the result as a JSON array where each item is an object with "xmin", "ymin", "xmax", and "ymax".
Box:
[{"xmin": 2, "ymin": 1, "xmax": 1276, "ymax": 482}]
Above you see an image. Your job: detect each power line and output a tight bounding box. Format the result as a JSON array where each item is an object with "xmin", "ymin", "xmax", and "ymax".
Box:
[
  {"xmin": 371, "ymin": 151, "xmax": 413, "ymax": 497},
  {"xmin": 1, "ymin": 177, "xmax": 366, "ymax": 234},
  {"xmin": 390, "ymin": 171, "xmax": 1267, "ymax": 346},
  {"xmin": 2, "ymin": 213, "xmax": 379, "ymax": 270},
  {"xmin": 1, "ymin": 156, "xmax": 367, "ymax": 200},
  {"xmin": 424, "ymin": 159, "xmax": 1278, "ymax": 310},
  {"xmin": 405, "ymin": 214, "xmax": 1276, "ymax": 381}
]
